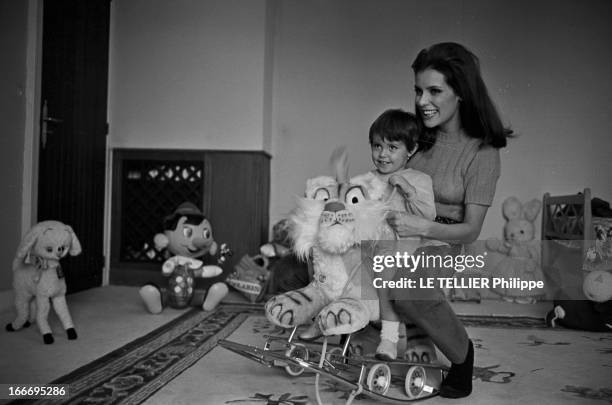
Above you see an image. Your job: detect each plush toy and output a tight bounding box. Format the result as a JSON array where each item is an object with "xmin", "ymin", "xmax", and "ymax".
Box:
[
  {"xmin": 546, "ymin": 234, "xmax": 612, "ymax": 331},
  {"xmin": 259, "ymin": 219, "xmax": 292, "ymax": 260},
  {"xmin": 264, "ymin": 148, "xmax": 434, "ymax": 361},
  {"xmin": 546, "ymin": 270, "xmax": 612, "ymax": 331},
  {"xmin": 261, "ymin": 218, "xmax": 311, "ymax": 296},
  {"xmin": 227, "ymin": 218, "xmax": 312, "ymax": 303},
  {"xmin": 139, "ymin": 202, "xmax": 230, "ymax": 313},
  {"xmin": 226, "ymin": 254, "xmax": 271, "ymax": 303},
  {"xmin": 6, "ymin": 221, "xmax": 82, "ymax": 344},
  {"xmin": 583, "ymin": 270, "xmax": 612, "ymax": 302},
  {"xmin": 584, "ymin": 223, "xmax": 612, "ymax": 271},
  {"xmin": 485, "ymin": 197, "xmax": 545, "ymax": 303}
]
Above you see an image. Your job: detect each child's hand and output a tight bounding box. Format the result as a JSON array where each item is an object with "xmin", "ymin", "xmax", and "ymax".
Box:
[{"xmin": 389, "ymin": 174, "xmax": 417, "ymax": 200}]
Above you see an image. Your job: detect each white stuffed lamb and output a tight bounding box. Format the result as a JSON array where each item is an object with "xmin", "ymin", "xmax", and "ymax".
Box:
[{"xmin": 6, "ymin": 221, "xmax": 82, "ymax": 344}]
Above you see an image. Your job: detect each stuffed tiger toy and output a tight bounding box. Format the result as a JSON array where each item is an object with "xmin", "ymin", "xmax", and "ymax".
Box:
[{"xmin": 265, "ymin": 148, "xmax": 436, "ymax": 362}]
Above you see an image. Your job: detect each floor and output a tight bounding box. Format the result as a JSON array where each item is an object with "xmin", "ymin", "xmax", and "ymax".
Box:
[{"xmin": 0, "ymin": 286, "xmax": 553, "ymax": 402}]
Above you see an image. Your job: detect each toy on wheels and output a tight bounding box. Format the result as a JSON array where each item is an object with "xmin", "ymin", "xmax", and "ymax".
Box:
[
  {"xmin": 220, "ymin": 149, "xmax": 447, "ymax": 403},
  {"xmin": 219, "ymin": 325, "xmax": 447, "ymax": 404}
]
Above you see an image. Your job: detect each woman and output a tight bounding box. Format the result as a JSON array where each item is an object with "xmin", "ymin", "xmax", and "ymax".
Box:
[{"xmin": 387, "ymin": 42, "xmax": 512, "ymax": 398}]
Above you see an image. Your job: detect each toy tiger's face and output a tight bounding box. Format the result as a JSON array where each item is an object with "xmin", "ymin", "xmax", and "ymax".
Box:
[{"xmin": 290, "ymin": 173, "xmax": 390, "ymax": 258}]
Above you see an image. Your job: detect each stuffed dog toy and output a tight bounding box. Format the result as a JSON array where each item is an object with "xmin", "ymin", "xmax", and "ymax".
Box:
[{"xmin": 6, "ymin": 220, "xmax": 82, "ymax": 344}]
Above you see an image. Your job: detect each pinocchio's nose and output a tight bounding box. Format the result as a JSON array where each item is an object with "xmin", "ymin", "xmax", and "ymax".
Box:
[{"xmin": 192, "ymin": 237, "xmax": 211, "ymax": 249}]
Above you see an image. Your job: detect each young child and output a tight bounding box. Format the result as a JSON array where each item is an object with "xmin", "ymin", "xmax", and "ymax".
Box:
[{"xmin": 367, "ymin": 109, "xmax": 437, "ymax": 361}]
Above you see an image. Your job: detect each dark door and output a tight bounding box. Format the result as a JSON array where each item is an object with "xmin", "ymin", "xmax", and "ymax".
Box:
[{"xmin": 38, "ymin": 0, "xmax": 110, "ymax": 293}]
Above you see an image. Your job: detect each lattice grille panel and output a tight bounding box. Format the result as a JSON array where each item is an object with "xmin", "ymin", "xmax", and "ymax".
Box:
[{"xmin": 120, "ymin": 160, "xmax": 204, "ymax": 262}]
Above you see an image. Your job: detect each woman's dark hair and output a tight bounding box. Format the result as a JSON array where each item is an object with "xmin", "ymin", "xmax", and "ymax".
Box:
[
  {"xmin": 369, "ymin": 108, "xmax": 421, "ymax": 152},
  {"xmin": 411, "ymin": 42, "xmax": 512, "ymax": 150}
]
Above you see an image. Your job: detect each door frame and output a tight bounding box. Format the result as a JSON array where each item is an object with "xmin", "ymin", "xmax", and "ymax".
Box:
[
  {"xmin": 22, "ymin": 0, "xmax": 42, "ymax": 239},
  {"xmin": 22, "ymin": 0, "xmax": 112, "ymax": 286}
]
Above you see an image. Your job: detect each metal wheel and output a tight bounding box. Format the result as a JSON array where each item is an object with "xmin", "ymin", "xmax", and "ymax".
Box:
[
  {"xmin": 404, "ymin": 365, "xmax": 428, "ymax": 399},
  {"xmin": 284, "ymin": 343, "xmax": 309, "ymax": 376},
  {"xmin": 324, "ymin": 346, "xmax": 344, "ymax": 365},
  {"xmin": 366, "ymin": 363, "xmax": 391, "ymax": 395}
]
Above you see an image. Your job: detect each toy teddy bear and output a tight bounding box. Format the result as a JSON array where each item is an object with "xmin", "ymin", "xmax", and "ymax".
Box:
[
  {"xmin": 139, "ymin": 202, "xmax": 230, "ymax": 313},
  {"xmin": 6, "ymin": 220, "xmax": 82, "ymax": 344},
  {"xmin": 485, "ymin": 197, "xmax": 545, "ymax": 303}
]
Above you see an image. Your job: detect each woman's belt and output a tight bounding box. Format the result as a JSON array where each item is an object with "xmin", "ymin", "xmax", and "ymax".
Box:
[{"xmin": 434, "ymin": 216, "xmax": 461, "ymax": 225}]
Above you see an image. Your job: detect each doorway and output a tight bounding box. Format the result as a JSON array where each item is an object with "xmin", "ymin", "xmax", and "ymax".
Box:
[{"xmin": 37, "ymin": 0, "xmax": 110, "ymax": 293}]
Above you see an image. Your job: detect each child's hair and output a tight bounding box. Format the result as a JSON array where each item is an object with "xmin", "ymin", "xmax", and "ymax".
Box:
[{"xmin": 369, "ymin": 109, "xmax": 420, "ymax": 152}]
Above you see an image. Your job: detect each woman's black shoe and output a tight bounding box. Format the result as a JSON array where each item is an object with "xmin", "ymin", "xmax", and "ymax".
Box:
[{"xmin": 440, "ymin": 340, "xmax": 474, "ymax": 398}]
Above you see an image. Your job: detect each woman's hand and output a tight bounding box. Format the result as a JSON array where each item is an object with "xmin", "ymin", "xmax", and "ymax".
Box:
[
  {"xmin": 386, "ymin": 210, "xmax": 432, "ymax": 238},
  {"xmin": 387, "ymin": 204, "xmax": 490, "ymax": 244}
]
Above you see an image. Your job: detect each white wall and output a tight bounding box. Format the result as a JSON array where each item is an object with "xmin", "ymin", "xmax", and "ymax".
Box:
[
  {"xmin": 269, "ymin": 0, "xmax": 612, "ymax": 241},
  {"xmin": 109, "ymin": 0, "xmax": 268, "ymax": 150},
  {"xmin": 109, "ymin": 0, "xmax": 612, "ymax": 243}
]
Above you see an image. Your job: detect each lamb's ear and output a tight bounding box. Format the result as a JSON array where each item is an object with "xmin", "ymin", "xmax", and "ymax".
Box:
[
  {"xmin": 523, "ymin": 199, "xmax": 542, "ymax": 223},
  {"xmin": 16, "ymin": 223, "xmax": 44, "ymax": 260},
  {"xmin": 66, "ymin": 226, "xmax": 82, "ymax": 256}
]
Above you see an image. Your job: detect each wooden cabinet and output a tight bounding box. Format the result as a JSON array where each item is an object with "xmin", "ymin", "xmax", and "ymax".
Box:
[{"xmin": 110, "ymin": 149, "xmax": 270, "ymax": 287}]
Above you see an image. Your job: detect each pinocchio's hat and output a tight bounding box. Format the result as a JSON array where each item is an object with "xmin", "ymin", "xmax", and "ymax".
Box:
[
  {"xmin": 163, "ymin": 202, "xmax": 206, "ymax": 229},
  {"xmin": 173, "ymin": 202, "xmax": 204, "ymax": 217}
]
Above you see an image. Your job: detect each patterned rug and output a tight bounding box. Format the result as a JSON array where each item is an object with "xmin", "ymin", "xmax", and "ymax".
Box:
[
  {"xmin": 13, "ymin": 303, "xmax": 612, "ymax": 405},
  {"xmin": 12, "ymin": 304, "xmax": 262, "ymax": 405}
]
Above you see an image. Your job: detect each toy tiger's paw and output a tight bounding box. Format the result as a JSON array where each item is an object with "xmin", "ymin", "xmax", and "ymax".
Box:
[
  {"xmin": 403, "ymin": 338, "xmax": 437, "ymax": 364},
  {"xmin": 317, "ymin": 298, "xmax": 369, "ymax": 335},
  {"xmin": 265, "ymin": 289, "xmax": 319, "ymax": 328}
]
